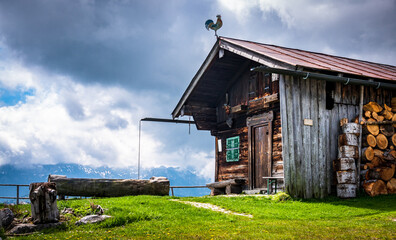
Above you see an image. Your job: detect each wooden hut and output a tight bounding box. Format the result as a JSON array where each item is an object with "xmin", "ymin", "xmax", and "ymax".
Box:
[{"xmin": 172, "ymin": 37, "xmax": 396, "ymax": 198}]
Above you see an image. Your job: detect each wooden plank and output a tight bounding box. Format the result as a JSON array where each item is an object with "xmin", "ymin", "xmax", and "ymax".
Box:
[
  {"xmin": 324, "ymin": 83, "xmax": 332, "ymax": 194},
  {"xmin": 292, "ymin": 76, "xmax": 303, "ymax": 197},
  {"xmin": 285, "ymin": 75, "xmax": 296, "ymax": 196},
  {"xmin": 302, "ymin": 77, "xmax": 312, "ymax": 198},
  {"xmin": 279, "ymin": 74, "xmax": 290, "ymax": 194},
  {"xmin": 311, "ymin": 78, "xmax": 320, "ymax": 198},
  {"xmin": 215, "ymin": 137, "xmax": 219, "ymax": 182},
  {"xmin": 318, "ymin": 79, "xmax": 328, "ymax": 198}
]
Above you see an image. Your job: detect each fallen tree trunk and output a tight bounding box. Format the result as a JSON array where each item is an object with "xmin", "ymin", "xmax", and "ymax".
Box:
[{"xmin": 48, "ymin": 175, "xmax": 170, "ymax": 197}]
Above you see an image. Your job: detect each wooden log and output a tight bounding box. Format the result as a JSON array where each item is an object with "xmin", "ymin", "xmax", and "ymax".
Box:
[
  {"xmin": 337, "ymin": 184, "xmax": 357, "ymax": 198},
  {"xmin": 392, "ymin": 134, "xmax": 396, "ymax": 146},
  {"xmin": 380, "ymin": 165, "xmax": 395, "ymax": 181},
  {"xmin": 206, "ymin": 178, "xmax": 246, "ymax": 188},
  {"xmin": 363, "ymin": 102, "xmax": 383, "ymax": 113},
  {"xmin": 377, "ymin": 115, "xmax": 385, "ymax": 122},
  {"xmin": 380, "ymin": 125, "xmax": 394, "ymax": 137},
  {"xmin": 338, "ymin": 146, "xmax": 358, "ymax": 159},
  {"xmin": 206, "ymin": 178, "xmax": 246, "ymax": 196},
  {"xmin": 336, "ymin": 170, "xmax": 356, "ymax": 184},
  {"xmin": 386, "ymin": 178, "xmax": 396, "ymax": 194},
  {"xmin": 363, "ymin": 180, "xmax": 388, "ymax": 196},
  {"xmin": 334, "ymin": 158, "xmax": 356, "ymax": 171},
  {"xmin": 393, "ymin": 114, "xmax": 396, "ymax": 128},
  {"xmin": 364, "ymin": 111, "xmax": 371, "ymax": 119},
  {"xmin": 48, "ymin": 175, "xmax": 170, "ymax": 197},
  {"xmin": 29, "ymin": 182, "xmax": 59, "ymax": 224},
  {"xmin": 339, "ymin": 118, "xmax": 348, "ymax": 127},
  {"xmin": 373, "ymin": 149, "xmax": 384, "ymax": 159},
  {"xmin": 363, "ymin": 163, "xmax": 375, "ymax": 169},
  {"xmin": 342, "ymin": 123, "xmax": 360, "ymax": 135},
  {"xmin": 364, "ymin": 118, "xmax": 379, "ymax": 136},
  {"xmin": 376, "ymin": 134, "xmax": 388, "ymax": 150},
  {"xmin": 362, "ymin": 147, "xmax": 374, "ymax": 161},
  {"xmin": 383, "ymin": 149, "xmax": 396, "ymax": 161},
  {"xmin": 363, "ymin": 134, "xmax": 376, "ymax": 148},
  {"xmin": 365, "ymin": 168, "xmax": 381, "ymax": 180},
  {"xmin": 392, "ymin": 97, "xmax": 396, "ymax": 112},
  {"xmin": 371, "ymin": 157, "xmax": 382, "ymax": 168},
  {"xmin": 372, "ymin": 112, "xmax": 379, "ymax": 121},
  {"xmin": 384, "ymin": 104, "xmax": 392, "ymax": 112},
  {"xmin": 381, "ymin": 109, "xmax": 393, "ymax": 120},
  {"xmin": 338, "ymin": 133, "xmax": 358, "ymax": 147}
]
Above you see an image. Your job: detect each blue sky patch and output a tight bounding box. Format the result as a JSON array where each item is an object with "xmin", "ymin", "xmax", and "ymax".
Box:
[{"xmin": 0, "ymin": 87, "xmax": 35, "ymax": 107}]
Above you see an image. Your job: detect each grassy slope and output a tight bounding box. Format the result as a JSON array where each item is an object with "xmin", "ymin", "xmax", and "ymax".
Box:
[{"xmin": 3, "ymin": 194, "xmax": 396, "ymax": 239}]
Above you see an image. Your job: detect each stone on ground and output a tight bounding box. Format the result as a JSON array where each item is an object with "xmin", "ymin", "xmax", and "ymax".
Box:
[
  {"xmin": 0, "ymin": 208, "xmax": 14, "ymax": 228},
  {"xmin": 75, "ymin": 215, "xmax": 111, "ymax": 225}
]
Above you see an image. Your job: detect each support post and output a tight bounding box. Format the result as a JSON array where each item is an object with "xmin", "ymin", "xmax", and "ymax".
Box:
[
  {"xmin": 357, "ymin": 85, "xmax": 364, "ymax": 189},
  {"xmin": 16, "ymin": 185, "xmax": 20, "ymax": 205}
]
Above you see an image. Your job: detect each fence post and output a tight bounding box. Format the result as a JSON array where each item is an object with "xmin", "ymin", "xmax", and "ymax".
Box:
[{"xmin": 16, "ymin": 185, "xmax": 20, "ymax": 205}]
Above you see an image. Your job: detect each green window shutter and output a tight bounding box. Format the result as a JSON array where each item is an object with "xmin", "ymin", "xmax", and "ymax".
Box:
[{"xmin": 226, "ymin": 136, "xmax": 240, "ymax": 162}]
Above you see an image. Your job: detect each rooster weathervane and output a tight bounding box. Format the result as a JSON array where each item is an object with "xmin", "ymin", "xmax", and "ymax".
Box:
[{"xmin": 205, "ymin": 15, "xmax": 223, "ymax": 37}]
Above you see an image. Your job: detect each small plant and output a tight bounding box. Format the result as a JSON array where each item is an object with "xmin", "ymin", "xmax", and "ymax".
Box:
[
  {"xmin": 270, "ymin": 192, "xmax": 292, "ymax": 202},
  {"xmin": 0, "ymin": 227, "xmax": 7, "ymax": 239}
]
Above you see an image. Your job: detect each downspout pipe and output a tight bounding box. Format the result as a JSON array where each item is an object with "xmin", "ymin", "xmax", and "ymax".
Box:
[{"xmin": 252, "ymin": 66, "xmax": 396, "ymax": 90}]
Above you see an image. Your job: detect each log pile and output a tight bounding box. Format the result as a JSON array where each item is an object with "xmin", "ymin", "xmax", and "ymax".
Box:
[
  {"xmin": 335, "ymin": 122, "xmax": 360, "ymax": 198},
  {"xmin": 361, "ymin": 101, "xmax": 396, "ymax": 197}
]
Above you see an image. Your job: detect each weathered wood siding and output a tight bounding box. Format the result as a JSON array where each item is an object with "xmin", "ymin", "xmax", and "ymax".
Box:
[
  {"xmin": 217, "ymin": 127, "xmax": 249, "ymax": 181},
  {"xmin": 280, "ymin": 74, "xmax": 395, "ymax": 198},
  {"xmin": 215, "ymin": 66, "xmax": 283, "ymax": 186}
]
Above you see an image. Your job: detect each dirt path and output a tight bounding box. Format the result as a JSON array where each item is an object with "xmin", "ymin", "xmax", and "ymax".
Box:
[{"xmin": 170, "ymin": 199, "xmax": 253, "ymax": 218}]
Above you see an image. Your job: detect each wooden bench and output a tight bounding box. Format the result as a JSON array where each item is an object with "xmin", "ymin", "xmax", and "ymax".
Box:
[
  {"xmin": 206, "ymin": 179, "xmax": 246, "ymax": 196},
  {"xmin": 262, "ymin": 177, "xmax": 284, "ymax": 195}
]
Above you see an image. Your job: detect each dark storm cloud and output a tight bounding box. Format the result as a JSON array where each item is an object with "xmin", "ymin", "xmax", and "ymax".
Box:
[
  {"xmin": 218, "ymin": 0, "xmax": 396, "ymax": 65},
  {"xmin": 0, "ymin": 0, "xmax": 211, "ymax": 92}
]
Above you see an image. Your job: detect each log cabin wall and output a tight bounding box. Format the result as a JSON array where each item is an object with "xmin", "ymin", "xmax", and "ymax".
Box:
[
  {"xmin": 280, "ymin": 74, "xmax": 395, "ymax": 198},
  {"xmin": 214, "ymin": 63, "xmax": 283, "ymax": 187}
]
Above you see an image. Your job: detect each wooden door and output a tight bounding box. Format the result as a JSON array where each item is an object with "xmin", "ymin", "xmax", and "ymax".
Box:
[
  {"xmin": 253, "ymin": 124, "xmax": 272, "ymax": 188},
  {"xmin": 247, "ymin": 111, "xmax": 273, "ymax": 189}
]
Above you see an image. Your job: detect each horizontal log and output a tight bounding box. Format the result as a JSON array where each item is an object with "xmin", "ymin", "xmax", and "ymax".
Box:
[
  {"xmin": 206, "ymin": 178, "xmax": 246, "ymax": 188},
  {"xmin": 48, "ymin": 175, "xmax": 170, "ymax": 197}
]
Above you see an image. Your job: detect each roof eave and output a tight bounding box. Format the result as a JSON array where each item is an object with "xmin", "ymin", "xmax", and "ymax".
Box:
[{"xmin": 172, "ymin": 39, "xmax": 221, "ymax": 119}]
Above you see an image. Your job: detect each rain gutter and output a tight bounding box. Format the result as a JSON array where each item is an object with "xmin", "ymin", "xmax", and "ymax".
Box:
[{"xmin": 252, "ymin": 66, "xmax": 396, "ymax": 90}]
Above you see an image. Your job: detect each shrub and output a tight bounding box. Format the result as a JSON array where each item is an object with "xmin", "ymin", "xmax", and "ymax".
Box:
[{"xmin": 271, "ymin": 192, "xmax": 292, "ymax": 202}]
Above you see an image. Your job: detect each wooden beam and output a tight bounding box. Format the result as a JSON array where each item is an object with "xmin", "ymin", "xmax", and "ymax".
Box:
[
  {"xmin": 216, "ymin": 60, "xmax": 251, "ymax": 105},
  {"xmin": 172, "ymin": 41, "xmax": 221, "ymax": 118},
  {"xmin": 219, "ymin": 40, "xmax": 295, "ymax": 70}
]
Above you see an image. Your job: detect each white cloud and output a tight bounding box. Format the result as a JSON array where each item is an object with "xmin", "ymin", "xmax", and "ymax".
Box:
[{"xmin": 0, "ymin": 57, "xmax": 214, "ymax": 180}]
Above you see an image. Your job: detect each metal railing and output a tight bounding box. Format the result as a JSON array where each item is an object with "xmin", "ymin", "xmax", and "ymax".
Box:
[
  {"xmin": 0, "ymin": 184, "xmax": 209, "ymax": 202},
  {"xmin": 0, "ymin": 184, "xmax": 30, "ymax": 204},
  {"xmin": 169, "ymin": 186, "xmax": 207, "ymax": 196}
]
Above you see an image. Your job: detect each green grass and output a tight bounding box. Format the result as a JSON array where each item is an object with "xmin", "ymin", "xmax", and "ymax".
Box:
[{"xmin": 2, "ymin": 193, "xmax": 396, "ymax": 239}]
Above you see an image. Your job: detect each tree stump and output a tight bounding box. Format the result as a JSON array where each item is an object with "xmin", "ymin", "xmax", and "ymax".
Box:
[{"xmin": 29, "ymin": 182, "xmax": 59, "ymax": 224}]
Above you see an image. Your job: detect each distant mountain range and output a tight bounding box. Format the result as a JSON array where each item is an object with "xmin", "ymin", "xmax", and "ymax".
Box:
[{"xmin": 0, "ymin": 164, "xmax": 211, "ymax": 203}]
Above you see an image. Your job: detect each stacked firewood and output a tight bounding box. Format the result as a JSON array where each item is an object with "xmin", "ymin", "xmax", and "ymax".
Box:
[
  {"xmin": 335, "ymin": 122, "xmax": 360, "ymax": 198},
  {"xmin": 361, "ymin": 101, "xmax": 396, "ymax": 196}
]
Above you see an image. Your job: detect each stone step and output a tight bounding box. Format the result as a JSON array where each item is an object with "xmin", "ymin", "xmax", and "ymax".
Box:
[{"xmin": 243, "ymin": 189, "xmax": 267, "ymax": 195}]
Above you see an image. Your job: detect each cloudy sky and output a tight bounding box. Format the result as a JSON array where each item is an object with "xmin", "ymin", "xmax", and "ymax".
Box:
[{"xmin": 0, "ymin": 0, "xmax": 395, "ymax": 180}]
